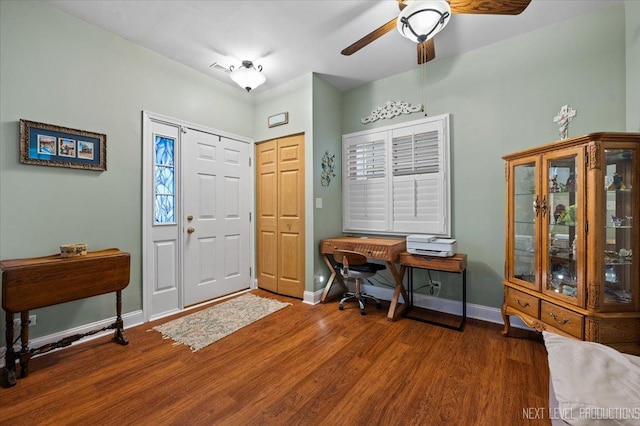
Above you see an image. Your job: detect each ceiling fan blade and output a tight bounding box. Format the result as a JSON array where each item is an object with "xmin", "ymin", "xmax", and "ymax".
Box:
[
  {"xmin": 449, "ymin": 0, "xmax": 531, "ymax": 15},
  {"xmin": 341, "ymin": 17, "xmax": 398, "ymax": 56},
  {"xmin": 417, "ymin": 39, "xmax": 435, "ymax": 64}
]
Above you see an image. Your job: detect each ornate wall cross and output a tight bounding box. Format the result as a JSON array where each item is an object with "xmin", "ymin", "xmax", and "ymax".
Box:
[{"xmin": 553, "ymin": 104, "xmax": 577, "ymax": 140}]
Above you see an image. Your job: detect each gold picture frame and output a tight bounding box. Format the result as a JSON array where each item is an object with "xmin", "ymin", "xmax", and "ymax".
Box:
[{"xmin": 19, "ymin": 119, "xmax": 106, "ymax": 171}]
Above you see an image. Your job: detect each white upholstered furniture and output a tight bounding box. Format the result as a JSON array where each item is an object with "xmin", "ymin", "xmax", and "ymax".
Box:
[{"xmin": 544, "ymin": 331, "xmax": 640, "ymax": 426}]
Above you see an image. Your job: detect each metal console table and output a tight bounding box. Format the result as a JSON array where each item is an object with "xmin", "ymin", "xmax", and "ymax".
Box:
[{"xmin": 399, "ymin": 252, "xmax": 467, "ymax": 331}]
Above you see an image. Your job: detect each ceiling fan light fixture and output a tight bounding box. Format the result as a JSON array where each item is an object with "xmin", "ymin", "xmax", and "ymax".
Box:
[
  {"xmin": 229, "ymin": 60, "xmax": 266, "ymax": 92},
  {"xmin": 397, "ymin": 0, "xmax": 451, "ymax": 44}
]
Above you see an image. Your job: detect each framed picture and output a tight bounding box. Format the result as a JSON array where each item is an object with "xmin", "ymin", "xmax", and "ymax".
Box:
[
  {"xmin": 268, "ymin": 112, "xmax": 288, "ymax": 128},
  {"xmin": 19, "ymin": 119, "xmax": 106, "ymax": 171}
]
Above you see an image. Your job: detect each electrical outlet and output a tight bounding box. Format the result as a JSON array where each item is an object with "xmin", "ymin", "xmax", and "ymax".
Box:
[{"xmin": 429, "ymin": 280, "xmax": 441, "ymax": 297}]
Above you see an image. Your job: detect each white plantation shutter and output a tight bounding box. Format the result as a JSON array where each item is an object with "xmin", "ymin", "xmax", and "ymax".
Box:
[
  {"xmin": 343, "ymin": 134, "xmax": 388, "ymax": 231},
  {"xmin": 392, "ymin": 131, "xmax": 440, "ymax": 176},
  {"xmin": 391, "ymin": 125, "xmax": 447, "ymax": 234},
  {"xmin": 343, "ymin": 114, "xmax": 450, "ymax": 236}
]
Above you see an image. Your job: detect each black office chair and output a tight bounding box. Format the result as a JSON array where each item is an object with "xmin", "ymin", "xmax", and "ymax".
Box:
[{"xmin": 333, "ymin": 249, "xmax": 386, "ymax": 315}]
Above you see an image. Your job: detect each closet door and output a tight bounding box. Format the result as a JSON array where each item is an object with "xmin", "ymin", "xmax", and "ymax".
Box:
[
  {"xmin": 256, "ymin": 134, "xmax": 305, "ymax": 298},
  {"xmin": 256, "ymin": 140, "xmax": 278, "ymax": 293},
  {"xmin": 276, "ymin": 135, "xmax": 305, "ymax": 298}
]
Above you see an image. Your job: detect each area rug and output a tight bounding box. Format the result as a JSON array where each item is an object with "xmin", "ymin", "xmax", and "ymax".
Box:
[{"xmin": 151, "ymin": 293, "xmax": 291, "ymax": 352}]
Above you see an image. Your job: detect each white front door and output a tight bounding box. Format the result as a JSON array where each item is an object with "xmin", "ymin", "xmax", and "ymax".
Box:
[
  {"xmin": 143, "ymin": 112, "xmax": 253, "ymax": 321},
  {"xmin": 182, "ymin": 128, "xmax": 251, "ymax": 306}
]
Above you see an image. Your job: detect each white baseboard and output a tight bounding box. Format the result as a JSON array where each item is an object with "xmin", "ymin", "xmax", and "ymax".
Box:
[
  {"xmin": 303, "ymin": 289, "xmax": 324, "ymax": 305},
  {"xmin": 305, "ymin": 282, "xmax": 529, "ymax": 330},
  {"xmin": 1, "ymin": 310, "xmax": 144, "ymax": 369}
]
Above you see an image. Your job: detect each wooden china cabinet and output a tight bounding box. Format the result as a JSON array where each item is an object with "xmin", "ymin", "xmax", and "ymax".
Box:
[{"xmin": 501, "ymin": 132, "xmax": 640, "ymax": 355}]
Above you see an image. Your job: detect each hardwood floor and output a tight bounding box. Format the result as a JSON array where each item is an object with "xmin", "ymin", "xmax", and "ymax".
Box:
[{"xmin": 1, "ymin": 290, "xmax": 550, "ymax": 425}]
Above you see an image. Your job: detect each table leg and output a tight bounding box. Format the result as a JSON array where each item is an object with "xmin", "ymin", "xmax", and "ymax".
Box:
[
  {"xmin": 386, "ymin": 262, "xmax": 408, "ymax": 321},
  {"xmin": 19, "ymin": 311, "xmax": 31, "ymax": 378},
  {"xmin": 113, "ymin": 290, "xmax": 129, "ymax": 346},
  {"xmin": 407, "ymin": 266, "xmax": 414, "ymax": 308},
  {"xmin": 3, "ymin": 311, "xmax": 17, "ymax": 387},
  {"xmin": 320, "ymin": 253, "xmax": 349, "ymax": 303}
]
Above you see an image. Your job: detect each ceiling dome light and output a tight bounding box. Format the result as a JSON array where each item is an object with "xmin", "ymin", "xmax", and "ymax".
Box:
[
  {"xmin": 397, "ymin": 0, "xmax": 451, "ymax": 43},
  {"xmin": 229, "ymin": 60, "xmax": 266, "ymax": 92}
]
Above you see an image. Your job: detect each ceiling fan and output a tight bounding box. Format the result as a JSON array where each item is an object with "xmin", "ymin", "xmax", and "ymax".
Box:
[{"xmin": 341, "ymin": 0, "xmax": 532, "ymax": 65}]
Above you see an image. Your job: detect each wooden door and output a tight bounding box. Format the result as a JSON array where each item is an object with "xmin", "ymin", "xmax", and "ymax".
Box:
[
  {"xmin": 256, "ymin": 140, "xmax": 278, "ymax": 293},
  {"xmin": 256, "ymin": 135, "xmax": 305, "ymax": 298},
  {"xmin": 276, "ymin": 135, "xmax": 305, "ymax": 298}
]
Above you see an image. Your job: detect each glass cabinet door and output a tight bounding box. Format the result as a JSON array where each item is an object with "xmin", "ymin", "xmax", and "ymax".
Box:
[
  {"xmin": 511, "ymin": 161, "xmax": 538, "ymax": 288},
  {"xmin": 544, "ymin": 151, "xmax": 583, "ymax": 304},
  {"xmin": 603, "ymin": 148, "xmax": 635, "ymax": 307}
]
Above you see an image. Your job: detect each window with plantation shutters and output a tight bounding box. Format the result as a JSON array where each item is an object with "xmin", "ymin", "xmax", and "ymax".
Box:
[{"xmin": 342, "ymin": 114, "xmax": 450, "ymax": 236}]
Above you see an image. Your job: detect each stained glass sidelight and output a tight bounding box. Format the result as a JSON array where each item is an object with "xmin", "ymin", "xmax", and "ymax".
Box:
[{"xmin": 154, "ymin": 135, "xmax": 175, "ymax": 223}]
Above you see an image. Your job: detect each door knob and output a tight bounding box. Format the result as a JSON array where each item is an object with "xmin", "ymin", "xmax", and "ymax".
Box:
[
  {"xmin": 187, "ymin": 227, "xmax": 195, "ymax": 234},
  {"xmin": 187, "ymin": 215, "xmax": 194, "ymax": 221}
]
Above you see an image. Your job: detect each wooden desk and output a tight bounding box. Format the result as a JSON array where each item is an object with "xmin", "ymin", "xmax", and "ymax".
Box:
[
  {"xmin": 399, "ymin": 252, "xmax": 467, "ymax": 331},
  {"xmin": 320, "ymin": 237, "xmax": 407, "ymax": 321},
  {"xmin": 1, "ymin": 248, "xmax": 130, "ymax": 387}
]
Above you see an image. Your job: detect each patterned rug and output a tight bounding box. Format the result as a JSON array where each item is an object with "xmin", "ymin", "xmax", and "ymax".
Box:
[{"xmin": 151, "ymin": 293, "xmax": 291, "ymax": 352}]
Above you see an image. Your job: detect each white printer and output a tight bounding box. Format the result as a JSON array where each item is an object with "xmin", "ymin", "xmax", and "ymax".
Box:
[{"xmin": 406, "ymin": 234, "xmax": 457, "ymax": 257}]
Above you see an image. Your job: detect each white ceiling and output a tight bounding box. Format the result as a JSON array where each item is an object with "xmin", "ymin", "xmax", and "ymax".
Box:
[{"xmin": 46, "ymin": 0, "xmax": 622, "ymax": 93}]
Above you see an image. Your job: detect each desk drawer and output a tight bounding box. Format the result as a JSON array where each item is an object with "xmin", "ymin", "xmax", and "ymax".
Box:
[
  {"xmin": 322, "ymin": 241, "xmax": 390, "ymax": 260},
  {"xmin": 506, "ymin": 288, "xmax": 539, "ymax": 318},
  {"xmin": 541, "ymin": 301, "xmax": 583, "ymax": 339}
]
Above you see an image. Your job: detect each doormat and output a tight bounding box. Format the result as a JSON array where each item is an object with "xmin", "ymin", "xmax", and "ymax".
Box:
[{"xmin": 151, "ymin": 293, "xmax": 291, "ymax": 352}]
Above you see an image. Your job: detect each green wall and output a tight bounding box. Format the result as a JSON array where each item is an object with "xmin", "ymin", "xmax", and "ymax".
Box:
[
  {"xmin": 341, "ymin": 4, "xmax": 628, "ymax": 308},
  {"xmin": 627, "ymin": 0, "xmax": 640, "ymax": 132},
  {"xmin": 311, "ymin": 75, "xmax": 343, "ymax": 291},
  {"xmin": 0, "ymin": 0, "xmax": 253, "ymax": 342}
]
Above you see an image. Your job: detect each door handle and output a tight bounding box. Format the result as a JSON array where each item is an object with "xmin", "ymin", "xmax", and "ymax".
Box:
[
  {"xmin": 187, "ymin": 215, "xmax": 194, "ymax": 221},
  {"xmin": 187, "ymin": 227, "xmax": 195, "ymax": 234}
]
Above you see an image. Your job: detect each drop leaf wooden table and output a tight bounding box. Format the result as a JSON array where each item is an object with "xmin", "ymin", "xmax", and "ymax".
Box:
[{"xmin": 1, "ymin": 248, "xmax": 130, "ymax": 387}]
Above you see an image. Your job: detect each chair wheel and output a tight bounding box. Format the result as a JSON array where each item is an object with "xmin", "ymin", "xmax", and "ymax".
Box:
[
  {"xmin": 339, "ymin": 304, "xmax": 344, "ymax": 310},
  {"xmin": 360, "ymin": 309, "xmax": 367, "ymax": 315}
]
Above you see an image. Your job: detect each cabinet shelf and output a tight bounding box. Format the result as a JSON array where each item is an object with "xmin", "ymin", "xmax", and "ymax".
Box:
[{"xmin": 549, "ymin": 190, "xmax": 576, "ymax": 195}]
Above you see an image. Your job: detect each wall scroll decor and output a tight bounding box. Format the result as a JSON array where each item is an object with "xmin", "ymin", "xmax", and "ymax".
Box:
[
  {"xmin": 553, "ymin": 105, "xmax": 577, "ymax": 140},
  {"xmin": 361, "ymin": 100, "xmax": 422, "ymax": 124},
  {"xmin": 268, "ymin": 112, "xmax": 289, "ymax": 128},
  {"xmin": 19, "ymin": 119, "xmax": 106, "ymax": 171},
  {"xmin": 321, "ymin": 151, "xmax": 335, "ymax": 186}
]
